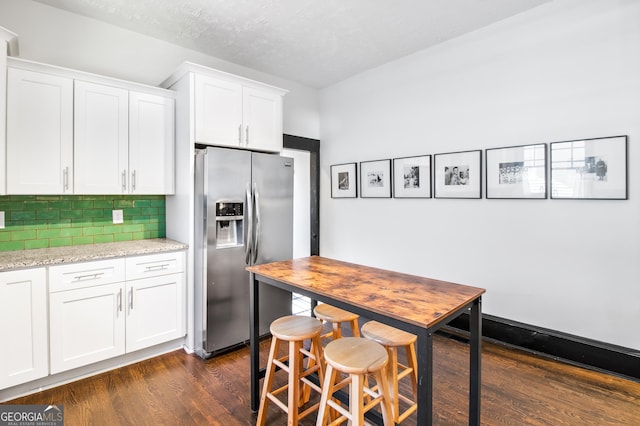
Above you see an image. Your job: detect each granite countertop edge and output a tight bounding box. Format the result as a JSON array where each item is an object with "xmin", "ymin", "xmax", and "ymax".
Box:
[{"xmin": 0, "ymin": 238, "xmax": 188, "ymax": 271}]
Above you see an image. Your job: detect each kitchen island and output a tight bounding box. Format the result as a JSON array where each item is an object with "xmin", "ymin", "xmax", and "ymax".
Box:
[{"xmin": 247, "ymin": 256, "xmax": 485, "ymax": 426}]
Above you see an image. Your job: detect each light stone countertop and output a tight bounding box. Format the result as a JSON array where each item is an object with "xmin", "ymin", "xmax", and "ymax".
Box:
[{"xmin": 0, "ymin": 238, "xmax": 188, "ymax": 271}]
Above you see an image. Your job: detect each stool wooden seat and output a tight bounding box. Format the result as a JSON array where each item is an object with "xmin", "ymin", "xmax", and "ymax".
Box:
[
  {"xmin": 314, "ymin": 303, "xmax": 360, "ymax": 340},
  {"xmin": 316, "ymin": 337, "xmax": 393, "ymax": 426},
  {"xmin": 361, "ymin": 321, "xmax": 418, "ymax": 423},
  {"xmin": 257, "ymin": 315, "xmax": 325, "ymax": 426}
]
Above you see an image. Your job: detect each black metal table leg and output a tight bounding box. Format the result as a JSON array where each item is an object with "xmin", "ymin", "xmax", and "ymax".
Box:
[
  {"xmin": 250, "ymin": 273, "xmax": 260, "ymax": 412},
  {"xmin": 469, "ymin": 297, "xmax": 482, "ymax": 425},
  {"xmin": 416, "ymin": 329, "xmax": 434, "ymax": 426}
]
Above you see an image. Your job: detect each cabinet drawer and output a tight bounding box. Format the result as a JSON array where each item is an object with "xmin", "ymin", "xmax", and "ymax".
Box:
[
  {"xmin": 49, "ymin": 258, "xmax": 126, "ymax": 293},
  {"xmin": 125, "ymin": 251, "xmax": 185, "ymax": 281}
]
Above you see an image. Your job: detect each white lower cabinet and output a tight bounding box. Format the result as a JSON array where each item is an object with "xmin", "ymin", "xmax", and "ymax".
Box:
[
  {"xmin": 126, "ymin": 274, "xmax": 184, "ymax": 352},
  {"xmin": 48, "ymin": 251, "xmax": 185, "ymax": 374},
  {"xmin": 49, "ymin": 282, "xmax": 126, "ymax": 374},
  {"xmin": 0, "ymin": 268, "xmax": 48, "ymax": 389}
]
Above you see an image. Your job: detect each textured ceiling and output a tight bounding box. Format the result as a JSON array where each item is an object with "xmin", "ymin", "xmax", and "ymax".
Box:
[{"xmin": 34, "ymin": 0, "xmax": 551, "ymax": 88}]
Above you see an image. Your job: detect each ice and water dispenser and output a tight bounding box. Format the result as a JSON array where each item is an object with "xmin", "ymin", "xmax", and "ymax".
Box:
[{"xmin": 214, "ymin": 202, "xmax": 244, "ymax": 248}]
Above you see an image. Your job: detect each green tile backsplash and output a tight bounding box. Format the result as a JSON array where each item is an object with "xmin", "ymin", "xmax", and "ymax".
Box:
[{"xmin": 0, "ymin": 195, "xmax": 166, "ymax": 252}]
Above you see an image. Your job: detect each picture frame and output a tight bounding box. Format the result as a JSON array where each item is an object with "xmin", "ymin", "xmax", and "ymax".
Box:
[
  {"xmin": 330, "ymin": 162, "xmax": 358, "ymax": 198},
  {"xmin": 434, "ymin": 150, "xmax": 482, "ymax": 199},
  {"xmin": 393, "ymin": 155, "xmax": 432, "ymax": 198},
  {"xmin": 550, "ymin": 135, "xmax": 627, "ymax": 200},
  {"xmin": 360, "ymin": 159, "xmax": 392, "ymax": 198},
  {"xmin": 485, "ymin": 144, "xmax": 547, "ymax": 199}
]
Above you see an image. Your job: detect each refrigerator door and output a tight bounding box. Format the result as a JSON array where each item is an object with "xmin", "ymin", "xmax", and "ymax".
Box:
[
  {"xmin": 203, "ymin": 147, "xmax": 252, "ymax": 353},
  {"xmin": 195, "ymin": 147, "xmax": 293, "ymax": 356},
  {"xmin": 251, "ymin": 152, "xmax": 294, "ymax": 265},
  {"xmin": 251, "ymin": 152, "xmax": 294, "ymax": 331}
]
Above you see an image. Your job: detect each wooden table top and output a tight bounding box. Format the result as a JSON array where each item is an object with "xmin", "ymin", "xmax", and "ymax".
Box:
[{"xmin": 247, "ymin": 256, "xmax": 485, "ymax": 329}]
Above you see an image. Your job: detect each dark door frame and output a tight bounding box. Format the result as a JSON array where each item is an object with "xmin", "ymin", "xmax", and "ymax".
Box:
[{"xmin": 283, "ymin": 134, "xmax": 320, "ymax": 256}]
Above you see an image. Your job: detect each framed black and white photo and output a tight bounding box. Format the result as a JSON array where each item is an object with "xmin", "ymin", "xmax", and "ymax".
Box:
[
  {"xmin": 434, "ymin": 150, "xmax": 482, "ymax": 199},
  {"xmin": 393, "ymin": 155, "xmax": 431, "ymax": 198},
  {"xmin": 360, "ymin": 159, "xmax": 392, "ymax": 198},
  {"xmin": 550, "ymin": 135, "xmax": 627, "ymax": 200},
  {"xmin": 330, "ymin": 162, "xmax": 358, "ymax": 198},
  {"xmin": 486, "ymin": 144, "xmax": 547, "ymax": 199}
]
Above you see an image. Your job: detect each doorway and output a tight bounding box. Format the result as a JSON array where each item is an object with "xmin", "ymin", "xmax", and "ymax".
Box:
[{"xmin": 282, "ymin": 134, "xmax": 319, "ymax": 316}]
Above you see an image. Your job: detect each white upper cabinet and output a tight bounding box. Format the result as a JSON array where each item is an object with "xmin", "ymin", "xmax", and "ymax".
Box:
[
  {"xmin": 195, "ymin": 75, "xmax": 243, "ymax": 148},
  {"xmin": 129, "ymin": 91, "xmax": 175, "ymax": 194},
  {"xmin": 6, "ymin": 67, "xmax": 74, "ymax": 194},
  {"xmin": 0, "ymin": 27, "xmax": 18, "ymax": 196},
  {"xmin": 177, "ymin": 64, "xmax": 286, "ymax": 152},
  {"xmin": 242, "ymin": 87, "xmax": 283, "ymax": 153},
  {"xmin": 5, "ymin": 58, "xmax": 175, "ymax": 195},
  {"xmin": 0, "ymin": 42, "xmax": 5, "ymax": 196},
  {"xmin": 74, "ymin": 81, "xmax": 129, "ymax": 194}
]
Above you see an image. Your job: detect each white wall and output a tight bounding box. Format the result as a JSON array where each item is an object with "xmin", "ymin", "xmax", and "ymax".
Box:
[
  {"xmin": 320, "ymin": 0, "xmax": 640, "ymax": 350},
  {"xmin": 0, "ymin": 0, "xmax": 320, "ymax": 140}
]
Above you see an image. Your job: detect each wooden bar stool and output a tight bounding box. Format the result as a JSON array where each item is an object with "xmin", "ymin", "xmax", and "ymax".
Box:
[
  {"xmin": 316, "ymin": 337, "xmax": 393, "ymax": 426},
  {"xmin": 361, "ymin": 321, "xmax": 418, "ymax": 423},
  {"xmin": 314, "ymin": 303, "xmax": 360, "ymax": 340},
  {"xmin": 257, "ymin": 315, "xmax": 325, "ymax": 426}
]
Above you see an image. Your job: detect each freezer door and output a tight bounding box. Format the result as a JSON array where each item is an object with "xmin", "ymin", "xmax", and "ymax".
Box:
[{"xmin": 203, "ymin": 148, "xmax": 252, "ymax": 353}]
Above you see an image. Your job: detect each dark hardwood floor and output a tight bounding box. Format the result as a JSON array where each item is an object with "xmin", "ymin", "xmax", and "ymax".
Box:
[{"xmin": 6, "ymin": 334, "xmax": 640, "ymax": 425}]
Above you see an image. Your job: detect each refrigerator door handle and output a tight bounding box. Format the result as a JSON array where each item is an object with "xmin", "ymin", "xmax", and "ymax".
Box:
[
  {"xmin": 245, "ymin": 184, "xmax": 253, "ymax": 264},
  {"xmin": 252, "ymin": 182, "xmax": 261, "ymax": 263}
]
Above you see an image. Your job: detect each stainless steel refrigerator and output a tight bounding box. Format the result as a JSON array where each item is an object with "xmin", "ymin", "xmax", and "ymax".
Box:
[{"xmin": 194, "ymin": 146, "xmax": 293, "ymax": 357}]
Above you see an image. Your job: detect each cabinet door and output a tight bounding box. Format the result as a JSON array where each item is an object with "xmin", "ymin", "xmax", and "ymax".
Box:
[
  {"xmin": 0, "ymin": 41, "xmax": 7, "ymax": 195},
  {"xmin": 49, "ymin": 283, "xmax": 126, "ymax": 374},
  {"xmin": 129, "ymin": 92, "xmax": 175, "ymax": 194},
  {"xmin": 242, "ymin": 87, "xmax": 283, "ymax": 152},
  {"xmin": 0, "ymin": 268, "xmax": 48, "ymax": 389},
  {"xmin": 126, "ymin": 273, "xmax": 185, "ymax": 352},
  {"xmin": 74, "ymin": 81, "xmax": 129, "ymax": 194},
  {"xmin": 6, "ymin": 68, "xmax": 73, "ymax": 194},
  {"xmin": 194, "ymin": 74, "xmax": 243, "ymax": 147}
]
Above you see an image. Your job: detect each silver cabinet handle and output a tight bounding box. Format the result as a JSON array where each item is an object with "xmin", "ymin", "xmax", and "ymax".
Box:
[
  {"xmin": 118, "ymin": 288, "xmax": 123, "ymax": 313},
  {"xmin": 73, "ymin": 272, "xmax": 105, "ymax": 281},
  {"xmin": 131, "ymin": 170, "xmax": 136, "ymax": 192},
  {"xmin": 129, "ymin": 288, "xmax": 134, "ymax": 311},
  {"xmin": 144, "ymin": 263, "xmax": 169, "ymax": 271},
  {"xmin": 63, "ymin": 167, "xmax": 69, "ymax": 191},
  {"xmin": 245, "ymin": 125, "xmax": 249, "ymax": 146},
  {"xmin": 122, "ymin": 170, "xmax": 127, "ymax": 192}
]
